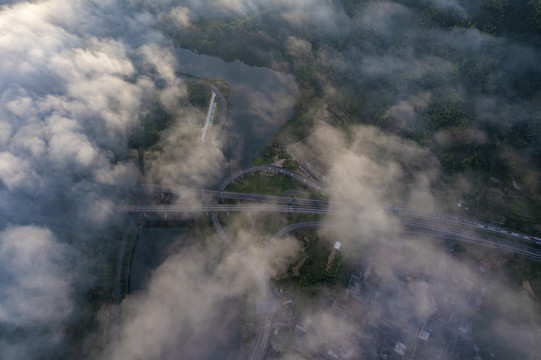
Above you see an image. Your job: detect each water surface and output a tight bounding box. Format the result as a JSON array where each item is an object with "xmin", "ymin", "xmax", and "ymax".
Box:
[{"xmin": 175, "ymin": 48, "xmax": 297, "ymax": 169}]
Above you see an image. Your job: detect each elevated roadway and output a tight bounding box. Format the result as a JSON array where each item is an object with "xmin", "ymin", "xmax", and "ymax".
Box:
[
  {"xmin": 136, "ymin": 165, "xmax": 539, "ymax": 245},
  {"xmin": 119, "ymin": 165, "xmax": 541, "ymax": 360},
  {"xmin": 127, "ymin": 203, "xmax": 541, "ymax": 261},
  {"xmin": 175, "ymin": 76, "xmax": 228, "ymax": 141},
  {"xmin": 217, "ymin": 165, "xmax": 324, "ymax": 192},
  {"xmin": 129, "ymin": 192, "xmax": 540, "ymax": 246},
  {"xmin": 201, "ymin": 80, "xmax": 227, "ymax": 127},
  {"xmin": 249, "ymin": 222, "xmax": 320, "ymax": 360}
]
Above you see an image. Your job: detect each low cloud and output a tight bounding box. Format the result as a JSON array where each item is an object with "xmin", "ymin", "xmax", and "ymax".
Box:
[
  {"xmin": 1, "ymin": 0, "xmax": 540, "ymax": 359},
  {"xmin": 0, "ymin": 226, "xmax": 73, "ymax": 326},
  {"xmin": 143, "ymin": 119, "xmax": 228, "ymax": 188},
  {"xmin": 0, "ymin": 0, "xmax": 183, "ymax": 358},
  {"xmin": 103, "ymin": 244, "xmax": 255, "ymax": 360}
]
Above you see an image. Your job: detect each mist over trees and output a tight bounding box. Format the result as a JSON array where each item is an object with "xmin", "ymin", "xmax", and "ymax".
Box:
[
  {"xmin": 163, "ymin": 0, "xmax": 541, "ymax": 172},
  {"xmin": 0, "ymin": 0, "xmax": 540, "ymax": 359}
]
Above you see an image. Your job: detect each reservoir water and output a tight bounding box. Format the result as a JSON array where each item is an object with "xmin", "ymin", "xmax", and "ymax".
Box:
[{"xmin": 174, "ymin": 47, "xmax": 297, "ymax": 169}]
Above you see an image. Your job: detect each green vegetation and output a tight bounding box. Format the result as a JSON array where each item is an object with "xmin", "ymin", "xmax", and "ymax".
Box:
[
  {"xmin": 157, "ymin": 0, "xmax": 541, "ymax": 312},
  {"xmin": 128, "ymin": 99, "xmax": 173, "ymax": 151},
  {"xmin": 276, "ymin": 232, "xmax": 348, "ymax": 296},
  {"xmin": 298, "ymin": 253, "xmax": 348, "ymax": 289},
  {"xmin": 210, "ymin": 80, "xmax": 231, "ymax": 99},
  {"xmin": 217, "ymin": 170, "xmax": 326, "ymax": 235},
  {"xmin": 128, "ymin": 98, "xmax": 175, "ymax": 169},
  {"xmin": 253, "ymin": 143, "xmax": 298, "ymax": 171},
  {"xmin": 225, "ymin": 171, "xmax": 320, "ymax": 197},
  {"xmin": 217, "ymin": 170, "xmax": 349, "ymax": 297},
  {"xmin": 186, "ymin": 82, "xmax": 211, "ymax": 109},
  {"xmin": 128, "ymin": 79, "xmax": 230, "ymax": 172},
  {"xmin": 161, "ymin": 16, "xmax": 277, "ymax": 68},
  {"xmin": 167, "ymin": 1, "xmax": 541, "ymax": 236},
  {"xmin": 502, "ymin": 254, "xmax": 541, "ymax": 299}
]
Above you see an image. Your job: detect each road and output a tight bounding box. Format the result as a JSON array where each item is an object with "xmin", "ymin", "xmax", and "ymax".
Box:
[
  {"xmin": 128, "ymin": 197, "xmax": 540, "ymax": 247},
  {"xmin": 203, "ymin": 169, "xmax": 321, "ymax": 360},
  {"xmin": 209, "ymin": 209, "xmax": 270, "ymax": 359},
  {"xmin": 138, "ymin": 184, "xmax": 536, "ymax": 239},
  {"xmin": 175, "ymin": 76, "xmax": 228, "ymax": 140},
  {"xmin": 127, "ymin": 202, "xmax": 541, "ymax": 260},
  {"xmin": 137, "ymin": 164, "xmax": 539, "ymax": 245},
  {"xmin": 136, "ymin": 184, "xmax": 330, "ymax": 207},
  {"xmin": 249, "ymin": 222, "xmax": 320, "ymax": 360},
  {"xmin": 130, "ymin": 203, "xmax": 329, "ymax": 213},
  {"xmin": 119, "ymin": 165, "xmax": 541, "ymax": 359},
  {"xmin": 201, "ymin": 80, "xmax": 227, "ymax": 128},
  {"xmin": 114, "ymin": 190, "xmax": 161, "ymax": 305},
  {"xmin": 200, "ymin": 92, "xmax": 216, "ymax": 144},
  {"xmin": 110, "ymin": 190, "xmax": 161, "ymax": 342},
  {"xmin": 217, "ymin": 165, "xmax": 324, "ymax": 192}
]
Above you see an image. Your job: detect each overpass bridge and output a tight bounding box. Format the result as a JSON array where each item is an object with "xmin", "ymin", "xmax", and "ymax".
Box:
[
  {"xmin": 123, "ymin": 202, "xmax": 541, "ymax": 261},
  {"xmin": 116, "ymin": 165, "xmax": 541, "ymax": 360}
]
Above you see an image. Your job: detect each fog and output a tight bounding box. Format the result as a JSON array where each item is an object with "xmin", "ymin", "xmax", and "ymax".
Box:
[
  {"xmin": 0, "ymin": 0, "xmax": 539, "ymax": 359},
  {"xmin": 0, "ymin": 0, "xmax": 177, "ymax": 358}
]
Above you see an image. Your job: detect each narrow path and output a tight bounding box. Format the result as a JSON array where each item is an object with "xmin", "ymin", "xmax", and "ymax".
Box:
[{"xmin": 200, "ymin": 92, "xmax": 216, "ymax": 144}]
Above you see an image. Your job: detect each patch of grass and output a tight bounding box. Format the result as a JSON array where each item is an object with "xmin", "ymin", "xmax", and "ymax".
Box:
[
  {"xmin": 186, "ymin": 82, "xmax": 212, "ymax": 109},
  {"xmin": 226, "ymin": 171, "xmax": 316, "ymax": 196}
]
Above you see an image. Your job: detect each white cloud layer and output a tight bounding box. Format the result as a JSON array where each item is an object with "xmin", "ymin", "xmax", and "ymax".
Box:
[
  {"xmin": 0, "ymin": 0, "xmax": 179, "ymax": 358},
  {"xmin": 0, "ymin": 0, "xmax": 540, "ymax": 359}
]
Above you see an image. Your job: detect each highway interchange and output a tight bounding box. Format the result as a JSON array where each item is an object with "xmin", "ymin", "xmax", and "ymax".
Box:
[
  {"xmin": 113, "ymin": 76, "xmax": 540, "ymax": 360},
  {"xmin": 117, "ymin": 79, "xmax": 541, "ymax": 360},
  {"xmin": 113, "ymin": 77, "xmax": 229, "ymax": 304},
  {"xmin": 134, "ymin": 165, "xmax": 541, "ymax": 248},
  {"xmin": 120, "ymin": 165, "xmax": 541, "ymax": 360}
]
